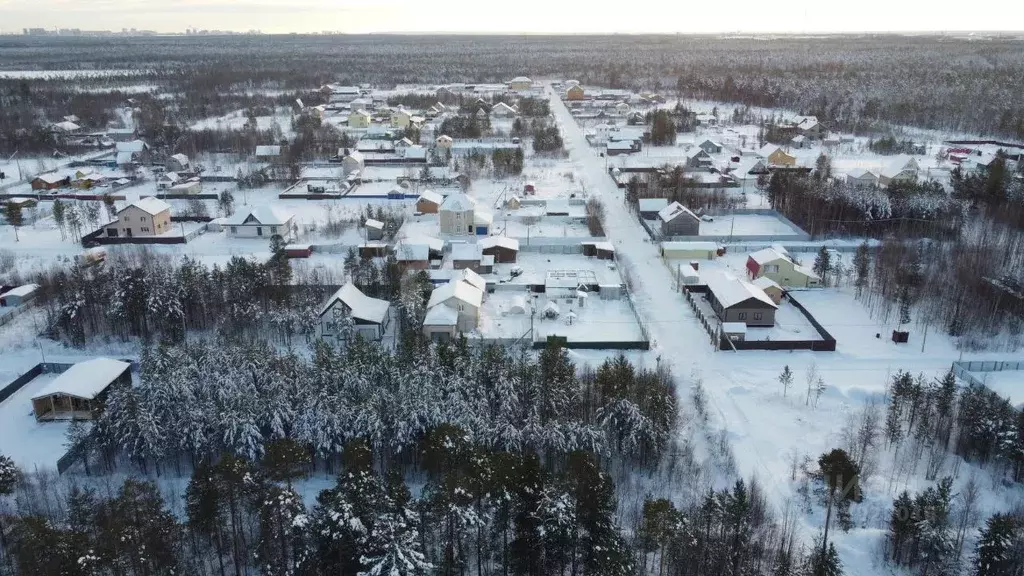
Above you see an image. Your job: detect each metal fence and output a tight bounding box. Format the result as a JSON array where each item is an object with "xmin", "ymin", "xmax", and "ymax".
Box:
[{"xmin": 952, "ymin": 360, "xmax": 1024, "ymax": 389}]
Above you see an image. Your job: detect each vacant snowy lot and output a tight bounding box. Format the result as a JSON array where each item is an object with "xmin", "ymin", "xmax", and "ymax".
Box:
[{"xmin": 0, "ymin": 372, "xmax": 73, "ymax": 470}]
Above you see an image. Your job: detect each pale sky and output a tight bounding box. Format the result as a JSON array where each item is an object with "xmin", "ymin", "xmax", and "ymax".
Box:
[{"xmin": 3, "ymin": 0, "xmax": 1024, "ymax": 34}]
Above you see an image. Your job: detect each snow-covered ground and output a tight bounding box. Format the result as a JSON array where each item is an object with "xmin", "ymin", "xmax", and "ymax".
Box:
[
  {"xmin": 547, "ymin": 83, "xmax": 1022, "ymax": 576},
  {"xmin": 970, "ymin": 370, "xmax": 1024, "ymax": 408},
  {"xmin": 698, "ymin": 213, "xmax": 801, "ymax": 237}
]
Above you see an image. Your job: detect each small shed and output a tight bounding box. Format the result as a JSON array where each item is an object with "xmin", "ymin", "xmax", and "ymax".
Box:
[
  {"xmin": 480, "ymin": 236, "xmax": 520, "ymax": 263},
  {"xmin": 284, "ymin": 244, "xmax": 313, "ymax": 259},
  {"xmin": 31, "ymin": 358, "xmax": 131, "ymax": 421},
  {"xmin": 721, "ymin": 322, "xmax": 747, "ymax": 343},
  {"xmin": 638, "ymin": 198, "xmax": 669, "ymax": 219},
  {"xmin": 358, "ymin": 242, "xmax": 391, "ymax": 258},
  {"xmin": 365, "ymin": 218, "xmax": 385, "ymax": 241},
  {"xmin": 0, "ymin": 284, "xmax": 40, "ymax": 307},
  {"xmin": 661, "ymin": 241, "xmax": 720, "ymax": 261},
  {"xmin": 524, "ymin": 181, "xmax": 536, "ymax": 194},
  {"xmin": 417, "ymin": 189, "xmax": 443, "ymax": 214}
]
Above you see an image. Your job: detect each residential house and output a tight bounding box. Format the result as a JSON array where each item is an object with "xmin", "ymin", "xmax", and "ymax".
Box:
[
  {"xmin": 704, "ymin": 271, "xmax": 778, "ymax": 327},
  {"xmin": 790, "ymin": 135, "xmax": 809, "ymax": 149},
  {"xmin": 390, "ymin": 108, "xmax": 413, "ymax": 129},
  {"xmin": 167, "ymin": 153, "xmax": 190, "ymax": 173},
  {"xmin": 491, "ymin": 102, "xmax": 518, "ymax": 118},
  {"xmin": 157, "ymin": 172, "xmax": 180, "ymax": 190},
  {"xmin": 394, "ymin": 137, "xmax": 414, "ymax": 154},
  {"xmin": 698, "ymin": 139, "xmax": 724, "ymax": 154},
  {"xmin": 606, "ymin": 140, "xmax": 638, "ymax": 156},
  {"xmin": 424, "ymin": 270, "xmax": 486, "ymax": 339},
  {"xmin": 751, "ymin": 276, "xmax": 784, "ymax": 305},
  {"xmin": 365, "ymin": 218, "xmax": 385, "ymax": 241},
  {"xmin": 439, "ymin": 193, "xmax": 477, "ymax": 235},
  {"xmin": 403, "ymin": 145, "xmax": 428, "ymax": 162},
  {"xmin": 566, "ymin": 85, "xmax": 585, "ymax": 101},
  {"xmin": 170, "ymin": 179, "xmax": 202, "ymax": 195},
  {"xmin": 30, "ymin": 358, "xmax": 131, "ymax": 421},
  {"xmin": 435, "ymin": 134, "xmax": 454, "ymax": 148},
  {"xmin": 349, "ymin": 97, "xmax": 373, "ymax": 112},
  {"xmin": 223, "ymin": 205, "xmax": 295, "ymax": 240},
  {"xmin": 450, "ymin": 242, "xmax": 494, "ymax": 274},
  {"xmin": 317, "ymin": 282, "xmax": 391, "ymax": 343},
  {"xmin": 50, "ymin": 120, "xmax": 81, "ymax": 135},
  {"xmin": 480, "ymin": 236, "xmax": 520, "ymax": 263},
  {"xmin": 758, "ymin": 144, "xmax": 796, "ymax": 167},
  {"xmin": 695, "ymin": 113, "xmax": 717, "ymax": 126},
  {"xmin": 342, "ymin": 150, "xmax": 365, "ymax": 174},
  {"xmin": 417, "ymin": 189, "xmax": 443, "ymax": 214},
  {"xmin": 638, "ymin": 198, "xmax": 669, "ymax": 219},
  {"xmin": 683, "ymin": 148, "xmax": 715, "ymax": 171},
  {"xmin": 349, "ymin": 109, "xmax": 372, "ymax": 129},
  {"xmin": 324, "ymin": 85, "xmax": 361, "ymax": 103},
  {"xmin": 395, "ymin": 243, "xmax": 430, "ymax": 271},
  {"xmin": 509, "ymin": 76, "xmax": 533, "ymax": 91},
  {"xmin": 846, "ymin": 168, "xmax": 879, "ymax": 188},
  {"xmin": 658, "ymin": 202, "xmax": 701, "ymax": 237},
  {"xmin": 745, "ymin": 247, "xmax": 821, "ymax": 288},
  {"xmin": 115, "ymin": 140, "xmax": 151, "ymax": 165},
  {"xmin": 879, "ymin": 157, "xmax": 920, "ymax": 186},
  {"xmin": 105, "ymin": 197, "xmax": 172, "ymax": 238},
  {"xmin": 255, "ymin": 145, "xmax": 282, "ymax": 159},
  {"xmin": 614, "ymin": 102, "xmax": 631, "ymax": 115},
  {"xmin": 729, "ymin": 157, "xmax": 768, "ymax": 189},
  {"xmin": 660, "ymin": 241, "xmax": 720, "ymax": 261},
  {"xmin": 436, "ymin": 86, "xmax": 457, "ymax": 102},
  {"xmin": 796, "ymin": 117, "xmax": 824, "ymax": 139},
  {"xmin": 0, "ymin": 284, "xmax": 40, "ymax": 307},
  {"xmin": 31, "ymin": 173, "xmax": 70, "ymax": 190}
]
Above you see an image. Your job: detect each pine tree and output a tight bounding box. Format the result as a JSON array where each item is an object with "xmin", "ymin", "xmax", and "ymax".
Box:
[
  {"xmin": 52, "ymin": 197, "xmax": 66, "ymax": 239},
  {"xmin": 4, "ymin": 201, "xmax": 24, "ymax": 241},
  {"xmin": 779, "ymin": 365, "xmax": 793, "ymax": 398},
  {"xmin": 808, "ymin": 540, "xmax": 843, "ymax": 576},
  {"xmin": 817, "ymin": 449, "xmax": 861, "ymax": 555},
  {"xmin": 853, "ymin": 242, "xmax": 870, "ymax": 298},
  {"xmin": 974, "ymin": 512, "xmax": 1021, "ymax": 576},
  {"xmin": 813, "ymin": 247, "xmax": 832, "ymax": 286}
]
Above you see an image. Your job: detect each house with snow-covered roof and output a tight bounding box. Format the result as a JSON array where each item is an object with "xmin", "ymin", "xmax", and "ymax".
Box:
[
  {"xmin": 745, "ymin": 248, "xmax": 821, "ymax": 288},
  {"xmin": 417, "ymin": 189, "xmax": 444, "ymax": 214},
  {"xmin": 348, "ymin": 109, "xmax": 372, "ymax": 129},
  {"xmin": 439, "ymin": 193, "xmax": 477, "ymax": 235},
  {"xmin": 846, "ymin": 168, "xmax": 879, "ymax": 189},
  {"xmin": 317, "ymin": 282, "xmax": 391, "ymax": 343},
  {"xmin": 703, "ymin": 271, "xmax": 778, "ymax": 328},
  {"xmin": 491, "ymin": 102, "xmax": 518, "ymax": 118},
  {"xmin": 31, "ymin": 358, "xmax": 131, "ymax": 421},
  {"xmin": 105, "ymin": 197, "xmax": 172, "ymax": 239},
  {"xmin": 167, "ymin": 153, "xmax": 191, "ymax": 173},
  {"xmin": 757, "ymin": 144, "xmax": 796, "ymax": 167},
  {"xmin": 255, "ymin": 145, "xmax": 282, "ymax": 159},
  {"xmin": 509, "ymin": 76, "xmax": 533, "ymax": 91},
  {"xmin": 223, "ymin": 205, "xmax": 295, "ymax": 240},
  {"xmin": 424, "ymin": 270, "xmax": 486, "ymax": 339},
  {"xmin": 342, "ymin": 150, "xmax": 365, "ymax": 174},
  {"xmin": 658, "ymin": 202, "xmax": 701, "ymax": 237},
  {"xmin": 878, "ymin": 157, "xmax": 920, "ymax": 187}
]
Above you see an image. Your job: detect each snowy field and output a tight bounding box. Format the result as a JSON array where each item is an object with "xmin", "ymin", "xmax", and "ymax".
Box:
[
  {"xmin": 189, "ymin": 108, "xmax": 295, "ymax": 136},
  {"xmin": 698, "ymin": 213, "xmax": 802, "ymax": 237},
  {"xmin": 971, "ymin": 370, "xmax": 1024, "ymax": 408},
  {"xmin": 0, "ymin": 372, "xmax": 74, "ymax": 470},
  {"xmin": 478, "ymin": 291, "xmax": 645, "ymax": 345}
]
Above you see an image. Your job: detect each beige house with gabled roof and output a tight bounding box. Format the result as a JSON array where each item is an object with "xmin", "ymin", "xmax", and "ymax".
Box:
[{"xmin": 106, "ymin": 197, "xmax": 171, "ymax": 238}]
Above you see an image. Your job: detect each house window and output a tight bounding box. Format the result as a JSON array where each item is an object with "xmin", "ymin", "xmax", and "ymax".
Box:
[
  {"xmin": 230, "ymin": 227, "xmax": 237, "ymax": 234},
  {"xmin": 257, "ymin": 227, "xmax": 263, "ymax": 236},
  {"xmin": 754, "ymin": 313, "xmax": 762, "ymax": 320},
  {"xmin": 738, "ymin": 312, "xmax": 746, "ymax": 320},
  {"xmin": 765, "ymin": 264, "xmax": 779, "ymax": 273},
  {"xmin": 468, "ymin": 225, "xmax": 472, "ymax": 232}
]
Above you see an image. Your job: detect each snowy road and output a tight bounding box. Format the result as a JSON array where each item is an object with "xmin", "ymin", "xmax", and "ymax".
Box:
[{"xmin": 546, "ymin": 87, "xmax": 972, "ymax": 572}]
